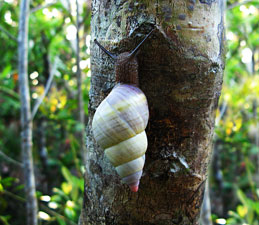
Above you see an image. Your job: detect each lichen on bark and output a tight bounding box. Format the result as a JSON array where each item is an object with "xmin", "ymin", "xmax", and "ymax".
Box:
[{"xmin": 80, "ymin": 0, "xmax": 225, "ymax": 224}]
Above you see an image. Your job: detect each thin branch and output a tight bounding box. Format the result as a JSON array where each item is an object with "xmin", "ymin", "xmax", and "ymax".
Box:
[
  {"xmin": 227, "ymin": 0, "xmax": 254, "ymax": 10},
  {"xmin": 30, "ymin": 0, "xmax": 58, "ymax": 13},
  {"xmin": 3, "ymin": 190, "xmax": 26, "ymax": 202},
  {"xmin": 0, "ymin": 150, "xmax": 23, "ymax": 167},
  {"xmin": 0, "ymin": 85, "xmax": 20, "ymax": 100},
  {"xmin": 31, "ymin": 58, "xmax": 57, "ymax": 121},
  {"xmin": 215, "ymin": 101, "xmax": 227, "ymax": 126},
  {"xmin": 0, "ymin": 25, "xmax": 17, "ymax": 42}
]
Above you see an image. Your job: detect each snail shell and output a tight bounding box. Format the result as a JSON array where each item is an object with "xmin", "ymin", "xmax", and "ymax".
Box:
[
  {"xmin": 92, "ymin": 84, "xmax": 149, "ymax": 192},
  {"xmin": 92, "ymin": 29, "xmax": 153, "ymax": 191}
]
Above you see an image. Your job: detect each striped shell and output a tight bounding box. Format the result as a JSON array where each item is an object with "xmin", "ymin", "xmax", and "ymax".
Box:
[{"xmin": 92, "ymin": 84, "xmax": 149, "ymax": 192}]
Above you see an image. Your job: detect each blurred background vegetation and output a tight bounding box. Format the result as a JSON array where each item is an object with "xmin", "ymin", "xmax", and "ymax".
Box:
[{"xmin": 0, "ymin": 0, "xmax": 258, "ymax": 224}]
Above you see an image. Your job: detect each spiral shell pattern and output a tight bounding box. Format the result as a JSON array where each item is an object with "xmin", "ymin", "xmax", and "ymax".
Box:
[{"xmin": 92, "ymin": 84, "xmax": 149, "ymax": 192}]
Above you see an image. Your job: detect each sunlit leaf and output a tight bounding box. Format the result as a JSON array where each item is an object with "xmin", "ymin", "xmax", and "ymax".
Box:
[
  {"xmin": 237, "ymin": 205, "xmax": 247, "ymax": 218},
  {"xmin": 0, "ymin": 65, "xmax": 11, "ymax": 79},
  {"xmin": 61, "ymin": 182, "xmax": 72, "ymax": 195}
]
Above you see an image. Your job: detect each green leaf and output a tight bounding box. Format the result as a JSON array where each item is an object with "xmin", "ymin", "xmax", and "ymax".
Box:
[
  {"xmin": 61, "ymin": 182, "xmax": 72, "ymax": 195},
  {"xmin": 14, "ymin": 184, "xmax": 24, "ymax": 191},
  {"xmin": 51, "ymin": 194, "xmax": 62, "ymax": 203},
  {"xmin": 237, "ymin": 205, "xmax": 247, "ymax": 218},
  {"xmin": 52, "ymin": 188, "xmax": 69, "ymax": 200},
  {"xmin": 237, "ymin": 189, "xmax": 248, "ymax": 207},
  {"xmin": 0, "ymin": 183, "xmax": 4, "ymax": 192},
  {"xmin": 253, "ymin": 202, "xmax": 259, "ymax": 215},
  {"xmin": 0, "ymin": 65, "xmax": 11, "ymax": 79},
  {"xmin": 56, "ymin": 217, "xmax": 66, "ymax": 225},
  {"xmin": 0, "ymin": 215, "xmax": 11, "ymax": 225},
  {"xmin": 61, "ymin": 166, "xmax": 73, "ymax": 184},
  {"xmin": 64, "ymin": 207, "xmax": 76, "ymax": 220},
  {"xmin": 36, "ymin": 191, "xmax": 42, "ymax": 198},
  {"xmin": 1, "ymin": 177, "xmax": 16, "ymax": 187},
  {"xmin": 247, "ymin": 209, "xmax": 254, "ymax": 225}
]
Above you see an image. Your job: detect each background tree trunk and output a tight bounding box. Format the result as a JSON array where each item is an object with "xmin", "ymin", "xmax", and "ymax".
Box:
[
  {"xmin": 18, "ymin": 0, "xmax": 38, "ymax": 224},
  {"xmin": 200, "ymin": 181, "xmax": 212, "ymax": 225},
  {"xmin": 80, "ymin": 1, "xmax": 225, "ymax": 224},
  {"xmin": 76, "ymin": 0, "xmax": 87, "ymax": 165}
]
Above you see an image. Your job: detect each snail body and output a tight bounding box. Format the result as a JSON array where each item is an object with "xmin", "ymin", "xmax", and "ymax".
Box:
[{"xmin": 92, "ymin": 30, "xmax": 153, "ymax": 192}]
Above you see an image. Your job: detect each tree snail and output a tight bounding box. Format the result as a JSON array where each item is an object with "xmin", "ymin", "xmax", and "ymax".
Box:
[{"xmin": 92, "ymin": 30, "xmax": 153, "ymax": 192}]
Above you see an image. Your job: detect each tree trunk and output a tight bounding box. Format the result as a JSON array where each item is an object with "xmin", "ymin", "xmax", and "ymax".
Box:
[
  {"xmin": 76, "ymin": 0, "xmax": 87, "ymax": 165},
  {"xmin": 18, "ymin": 0, "xmax": 38, "ymax": 224},
  {"xmin": 80, "ymin": 1, "xmax": 225, "ymax": 224},
  {"xmin": 200, "ymin": 181, "xmax": 212, "ymax": 225}
]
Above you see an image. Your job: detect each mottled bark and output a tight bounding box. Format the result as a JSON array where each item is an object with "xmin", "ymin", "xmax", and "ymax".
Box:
[
  {"xmin": 81, "ymin": 0, "xmax": 225, "ymax": 224},
  {"xmin": 18, "ymin": 0, "xmax": 38, "ymax": 224}
]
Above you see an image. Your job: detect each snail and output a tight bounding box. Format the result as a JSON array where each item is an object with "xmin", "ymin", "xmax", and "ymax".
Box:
[{"xmin": 92, "ymin": 30, "xmax": 153, "ymax": 192}]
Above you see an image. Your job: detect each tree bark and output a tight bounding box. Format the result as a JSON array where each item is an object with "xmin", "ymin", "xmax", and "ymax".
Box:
[
  {"xmin": 18, "ymin": 0, "xmax": 38, "ymax": 224},
  {"xmin": 80, "ymin": 1, "xmax": 225, "ymax": 224}
]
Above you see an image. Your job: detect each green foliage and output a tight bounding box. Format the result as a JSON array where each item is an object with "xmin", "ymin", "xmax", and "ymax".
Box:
[
  {"xmin": 1, "ymin": 0, "xmax": 258, "ymax": 224},
  {"xmin": 0, "ymin": 176, "xmax": 21, "ymax": 225},
  {"xmin": 211, "ymin": 0, "xmax": 259, "ymax": 223},
  {"xmin": 0, "ymin": 0, "xmax": 90, "ymax": 224},
  {"xmin": 227, "ymin": 189, "xmax": 259, "ymax": 225},
  {"xmin": 39, "ymin": 166, "xmax": 84, "ymax": 224}
]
